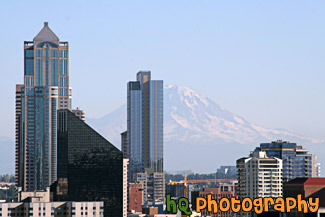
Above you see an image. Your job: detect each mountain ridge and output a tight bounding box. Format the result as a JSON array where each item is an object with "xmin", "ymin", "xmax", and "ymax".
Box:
[{"xmin": 86, "ymin": 84, "xmax": 324, "ymax": 173}]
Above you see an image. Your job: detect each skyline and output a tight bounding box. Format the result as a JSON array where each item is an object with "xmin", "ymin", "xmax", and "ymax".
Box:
[
  {"xmin": 0, "ymin": 0, "xmax": 325, "ymax": 166},
  {"xmin": 1, "ymin": 1, "xmax": 325, "ymax": 143},
  {"xmin": 0, "ymin": 2, "xmax": 324, "ymax": 217}
]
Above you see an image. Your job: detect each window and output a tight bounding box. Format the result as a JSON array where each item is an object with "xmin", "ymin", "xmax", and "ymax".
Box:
[
  {"xmin": 36, "ymin": 49, "xmax": 43, "ymax": 57},
  {"xmin": 25, "ymin": 59, "xmax": 34, "ymax": 75},
  {"xmin": 26, "ymin": 50, "xmax": 34, "ymax": 58},
  {"xmin": 60, "ymin": 77, "xmax": 68, "ymax": 87},
  {"xmin": 51, "ymin": 59, "xmax": 58, "ymax": 85},
  {"xmin": 36, "ymin": 59, "xmax": 43, "ymax": 86},
  {"xmin": 60, "ymin": 59, "xmax": 67, "ymax": 75},
  {"xmin": 51, "ymin": 50, "xmax": 58, "ymax": 57},
  {"xmin": 60, "ymin": 50, "xmax": 67, "ymax": 58}
]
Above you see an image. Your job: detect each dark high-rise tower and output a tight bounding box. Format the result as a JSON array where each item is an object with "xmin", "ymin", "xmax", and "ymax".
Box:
[
  {"xmin": 127, "ymin": 71, "xmax": 163, "ymax": 181},
  {"xmin": 55, "ymin": 109, "xmax": 123, "ymax": 217},
  {"xmin": 16, "ymin": 22, "xmax": 71, "ymax": 190}
]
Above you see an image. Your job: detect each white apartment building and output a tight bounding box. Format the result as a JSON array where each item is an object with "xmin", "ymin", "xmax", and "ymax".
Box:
[
  {"xmin": 237, "ymin": 150, "xmax": 283, "ymax": 199},
  {"xmin": 237, "ymin": 150, "xmax": 282, "ymax": 217}
]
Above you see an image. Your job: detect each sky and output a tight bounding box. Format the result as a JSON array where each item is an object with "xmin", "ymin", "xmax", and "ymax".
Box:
[{"xmin": 0, "ymin": 0, "xmax": 325, "ymax": 143}]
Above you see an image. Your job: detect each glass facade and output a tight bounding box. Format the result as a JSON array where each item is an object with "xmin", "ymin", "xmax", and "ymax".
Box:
[
  {"xmin": 149, "ymin": 80, "xmax": 163, "ymax": 172},
  {"xmin": 16, "ymin": 22, "xmax": 72, "ymax": 191},
  {"xmin": 127, "ymin": 71, "xmax": 163, "ymax": 182},
  {"xmin": 260, "ymin": 141, "xmax": 314, "ymax": 182},
  {"xmin": 56, "ymin": 110, "xmax": 123, "ymax": 217},
  {"xmin": 127, "ymin": 82, "xmax": 143, "ymax": 179}
]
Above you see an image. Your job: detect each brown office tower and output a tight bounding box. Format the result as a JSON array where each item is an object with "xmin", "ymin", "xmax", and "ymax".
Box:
[{"xmin": 16, "ymin": 22, "xmax": 71, "ymax": 191}]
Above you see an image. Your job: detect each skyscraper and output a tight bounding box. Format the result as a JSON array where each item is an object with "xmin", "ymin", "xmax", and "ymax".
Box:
[
  {"xmin": 15, "ymin": 22, "xmax": 71, "ymax": 191},
  {"xmin": 127, "ymin": 71, "xmax": 163, "ymax": 181},
  {"xmin": 54, "ymin": 109, "xmax": 123, "ymax": 217}
]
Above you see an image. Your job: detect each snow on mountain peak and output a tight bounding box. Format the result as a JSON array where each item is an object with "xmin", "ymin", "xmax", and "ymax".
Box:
[
  {"xmin": 88, "ymin": 84, "xmax": 323, "ymax": 146},
  {"xmin": 165, "ymin": 84, "xmax": 209, "ymax": 107},
  {"xmin": 87, "ymin": 84, "xmax": 324, "ymax": 172}
]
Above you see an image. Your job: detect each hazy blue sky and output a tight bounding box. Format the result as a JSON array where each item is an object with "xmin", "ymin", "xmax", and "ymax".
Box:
[{"xmin": 0, "ymin": 0, "xmax": 325, "ymax": 141}]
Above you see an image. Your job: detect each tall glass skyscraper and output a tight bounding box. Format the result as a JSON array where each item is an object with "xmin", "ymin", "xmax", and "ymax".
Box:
[
  {"xmin": 127, "ymin": 71, "xmax": 163, "ymax": 181},
  {"xmin": 15, "ymin": 22, "xmax": 72, "ymax": 191}
]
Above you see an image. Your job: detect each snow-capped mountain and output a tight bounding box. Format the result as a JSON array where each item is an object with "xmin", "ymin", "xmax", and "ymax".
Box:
[
  {"xmin": 87, "ymin": 85, "xmax": 324, "ymax": 173},
  {"xmin": 163, "ymin": 85, "xmax": 323, "ymax": 144}
]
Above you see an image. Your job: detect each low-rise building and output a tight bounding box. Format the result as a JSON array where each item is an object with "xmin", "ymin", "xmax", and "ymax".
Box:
[
  {"xmin": 0, "ymin": 188, "xmax": 103, "ymax": 217},
  {"xmin": 216, "ymin": 166, "xmax": 236, "ymax": 177},
  {"xmin": 283, "ymin": 177, "xmax": 325, "ymax": 217},
  {"xmin": 128, "ymin": 214, "xmax": 177, "ymax": 217},
  {"xmin": 166, "ymin": 183, "xmax": 185, "ymax": 199},
  {"xmin": 129, "ymin": 183, "xmax": 144, "ymax": 213},
  {"xmin": 0, "ymin": 201, "xmax": 104, "ymax": 217},
  {"xmin": 135, "ymin": 169, "xmax": 165, "ymax": 205},
  {"xmin": 191, "ymin": 187, "xmax": 235, "ymax": 217}
]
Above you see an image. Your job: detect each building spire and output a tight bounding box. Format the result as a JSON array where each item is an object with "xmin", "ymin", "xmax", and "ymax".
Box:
[{"xmin": 34, "ymin": 22, "xmax": 59, "ymax": 40}]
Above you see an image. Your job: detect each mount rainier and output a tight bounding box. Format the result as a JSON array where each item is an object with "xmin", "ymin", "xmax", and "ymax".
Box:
[{"xmin": 87, "ymin": 85, "xmax": 324, "ymax": 173}]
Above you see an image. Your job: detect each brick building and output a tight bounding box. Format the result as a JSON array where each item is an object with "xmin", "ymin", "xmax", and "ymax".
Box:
[
  {"xmin": 191, "ymin": 188, "xmax": 235, "ymax": 217},
  {"xmin": 129, "ymin": 183, "xmax": 144, "ymax": 212}
]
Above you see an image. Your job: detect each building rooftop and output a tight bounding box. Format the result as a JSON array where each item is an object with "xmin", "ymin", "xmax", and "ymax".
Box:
[
  {"xmin": 305, "ymin": 178, "xmax": 325, "ymax": 185},
  {"xmin": 34, "ymin": 22, "xmax": 59, "ymax": 40},
  {"xmin": 286, "ymin": 177, "xmax": 325, "ymax": 186}
]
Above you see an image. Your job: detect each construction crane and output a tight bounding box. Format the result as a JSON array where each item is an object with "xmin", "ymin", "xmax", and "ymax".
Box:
[{"xmin": 168, "ymin": 173, "xmax": 236, "ymax": 198}]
